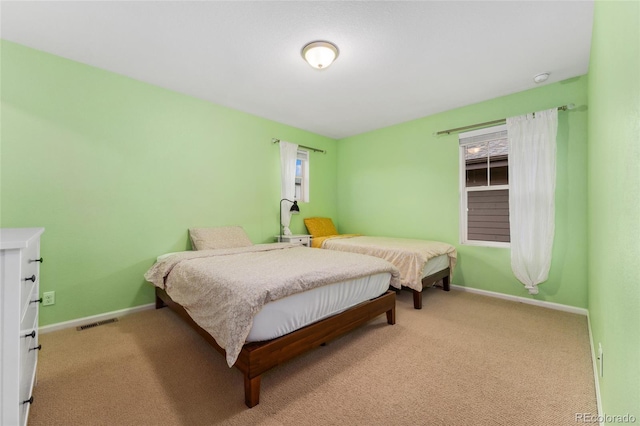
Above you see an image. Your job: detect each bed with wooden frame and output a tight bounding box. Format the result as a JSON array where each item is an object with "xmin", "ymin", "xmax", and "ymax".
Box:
[
  {"xmin": 144, "ymin": 227, "xmax": 399, "ymax": 407},
  {"xmin": 155, "ymin": 287, "xmax": 395, "ymax": 407},
  {"xmin": 304, "ymin": 218, "xmax": 457, "ymax": 310}
]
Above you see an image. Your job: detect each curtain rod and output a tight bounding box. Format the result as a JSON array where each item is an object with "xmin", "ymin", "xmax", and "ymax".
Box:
[
  {"xmin": 272, "ymin": 138, "xmax": 326, "ymax": 153},
  {"xmin": 435, "ymin": 104, "xmax": 575, "ymax": 136}
]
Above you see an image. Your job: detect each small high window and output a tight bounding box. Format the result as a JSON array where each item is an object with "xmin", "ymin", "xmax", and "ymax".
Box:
[{"xmin": 295, "ymin": 149, "xmax": 309, "ymax": 202}]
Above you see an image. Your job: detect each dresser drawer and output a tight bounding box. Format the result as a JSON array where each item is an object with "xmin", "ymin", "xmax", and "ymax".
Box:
[
  {"xmin": 20, "ymin": 283, "xmax": 39, "ymax": 338},
  {"xmin": 18, "ymin": 349, "xmax": 37, "ymax": 426},
  {"xmin": 19, "ymin": 241, "xmax": 40, "ymax": 316},
  {"xmin": 19, "ymin": 339, "xmax": 38, "ymax": 402},
  {"xmin": 19, "ymin": 313, "xmax": 38, "ymax": 412},
  {"xmin": 19, "ymin": 399, "xmax": 30, "ymax": 426}
]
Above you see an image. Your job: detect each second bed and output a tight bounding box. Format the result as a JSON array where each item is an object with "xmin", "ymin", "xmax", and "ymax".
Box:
[{"xmin": 305, "ymin": 218, "xmax": 457, "ymax": 309}]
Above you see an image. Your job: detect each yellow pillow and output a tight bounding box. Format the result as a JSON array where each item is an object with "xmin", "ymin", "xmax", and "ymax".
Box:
[{"xmin": 304, "ymin": 217, "xmax": 339, "ymax": 238}]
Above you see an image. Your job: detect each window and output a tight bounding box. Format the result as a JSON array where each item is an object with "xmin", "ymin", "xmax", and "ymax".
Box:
[
  {"xmin": 459, "ymin": 125, "xmax": 510, "ymax": 247},
  {"xmin": 295, "ymin": 149, "xmax": 309, "ymax": 202}
]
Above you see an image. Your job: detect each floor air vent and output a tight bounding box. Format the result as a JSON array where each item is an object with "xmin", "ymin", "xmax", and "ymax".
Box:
[{"xmin": 76, "ymin": 318, "xmax": 118, "ymax": 331}]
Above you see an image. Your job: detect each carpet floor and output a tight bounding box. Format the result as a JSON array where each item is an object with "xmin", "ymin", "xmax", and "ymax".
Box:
[{"xmin": 29, "ymin": 288, "xmax": 597, "ymax": 425}]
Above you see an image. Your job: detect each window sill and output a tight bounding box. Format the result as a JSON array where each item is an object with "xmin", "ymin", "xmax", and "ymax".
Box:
[{"xmin": 461, "ymin": 240, "xmax": 510, "ymax": 249}]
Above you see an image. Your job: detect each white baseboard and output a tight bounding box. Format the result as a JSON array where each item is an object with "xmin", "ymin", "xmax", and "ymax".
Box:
[
  {"xmin": 450, "ymin": 284, "xmax": 588, "ymax": 316},
  {"xmin": 586, "ymin": 312, "xmax": 604, "ymax": 424},
  {"xmin": 38, "ymin": 303, "xmax": 156, "ymax": 334}
]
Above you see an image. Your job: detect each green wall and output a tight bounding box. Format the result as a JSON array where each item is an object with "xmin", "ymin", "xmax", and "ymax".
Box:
[
  {"xmin": 3, "ymin": 8, "xmax": 639, "ymax": 415},
  {"xmin": 337, "ymin": 77, "xmax": 589, "ymax": 308},
  {"xmin": 587, "ymin": 1, "xmax": 639, "ymax": 419},
  {"xmin": 0, "ymin": 40, "xmax": 338, "ymax": 326}
]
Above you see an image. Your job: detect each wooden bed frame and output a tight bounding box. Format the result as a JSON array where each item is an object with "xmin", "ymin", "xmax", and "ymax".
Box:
[
  {"xmin": 407, "ymin": 267, "xmax": 450, "ymax": 310},
  {"xmin": 155, "ymin": 287, "xmax": 396, "ymax": 407}
]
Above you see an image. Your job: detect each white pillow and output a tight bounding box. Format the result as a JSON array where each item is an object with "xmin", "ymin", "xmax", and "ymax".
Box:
[
  {"xmin": 156, "ymin": 252, "xmax": 188, "ymax": 262},
  {"xmin": 188, "ymin": 226, "xmax": 253, "ymax": 250}
]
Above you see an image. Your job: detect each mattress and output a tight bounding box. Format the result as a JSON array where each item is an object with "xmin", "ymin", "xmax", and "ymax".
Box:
[
  {"xmin": 155, "ymin": 252, "xmax": 391, "ymax": 343},
  {"xmin": 248, "ymin": 272, "xmax": 390, "ymax": 342},
  {"xmin": 422, "ymin": 254, "xmax": 449, "ymax": 278}
]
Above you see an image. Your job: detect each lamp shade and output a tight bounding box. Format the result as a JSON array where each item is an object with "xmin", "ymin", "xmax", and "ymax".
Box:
[
  {"xmin": 280, "ymin": 198, "xmax": 300, "ymax": 237},
  {"xmin": 301, "ymin": 41, "xmax": 339, "ymax": 69}
]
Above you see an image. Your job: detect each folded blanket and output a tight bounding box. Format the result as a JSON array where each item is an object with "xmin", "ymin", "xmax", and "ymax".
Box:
[{"xmin": 144, "ymin": 244, "xmax": 400, "ymax": 366}]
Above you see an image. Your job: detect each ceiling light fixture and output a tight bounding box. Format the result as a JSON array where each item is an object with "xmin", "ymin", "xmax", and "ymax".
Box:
[
  {"xmin": 301, "ymin": 41, "xmax": 339, "ymax": 70},
  {"xmin": 533, "ymin": 72, "xmax": 550, "ymax": 84}
]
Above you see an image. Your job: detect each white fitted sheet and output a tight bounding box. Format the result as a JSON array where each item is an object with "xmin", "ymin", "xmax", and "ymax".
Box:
[
  {"xmin": 422, "ymin": 254, "xmax": 449, "ymax": 278},
  {"xmin": 247, "ymin": 272, "xmax": 391, "ymax": 342},
  {"xmin": 155, "ymin": 252, "xmax": 392, "ymax": 344}
]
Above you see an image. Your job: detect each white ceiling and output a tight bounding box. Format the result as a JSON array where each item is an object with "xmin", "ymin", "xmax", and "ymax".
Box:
[{"xmin": 1, "ymin": 1, "xmax": 594, "ymax": 139}]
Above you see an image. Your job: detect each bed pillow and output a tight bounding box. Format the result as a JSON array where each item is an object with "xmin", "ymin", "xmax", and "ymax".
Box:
[
  {"xmin": 189, "ymin": 226, "xmax": 253, "ymax": 250},
  {"xmin": 156, "ymin": 251, "xmax": 189, "ymax": 262},
  {"xmin": 304, "ymin": 217, "xmax": 339, "ymax": 238}
]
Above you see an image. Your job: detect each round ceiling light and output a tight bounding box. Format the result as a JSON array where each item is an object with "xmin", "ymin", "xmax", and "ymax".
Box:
[
  {"xmin": 301, "ymin": 41, "xmax": 339, "ymax": 70},
  {"xmin": 533, "ymin": 72, "xmax": 550, "ymax": 83}
]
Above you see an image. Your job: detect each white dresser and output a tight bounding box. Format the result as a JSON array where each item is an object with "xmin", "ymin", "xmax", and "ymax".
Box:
[{"xmin": 1, "ymin": 228, "xmax": 44, "ymax": 426}]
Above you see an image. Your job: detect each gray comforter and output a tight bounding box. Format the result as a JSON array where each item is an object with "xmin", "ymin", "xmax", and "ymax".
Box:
[{"xmin": 144, "ymin": 244, "xmax": 400, "ymax": 366}]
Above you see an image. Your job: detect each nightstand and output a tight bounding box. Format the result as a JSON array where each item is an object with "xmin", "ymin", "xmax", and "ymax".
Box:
[{"xmin": 277, "ymin": 234, "xmax": 312, "ymax": 247}]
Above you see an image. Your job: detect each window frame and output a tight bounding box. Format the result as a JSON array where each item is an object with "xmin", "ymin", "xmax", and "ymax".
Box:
[
  {"xmin": 459, "ymin": 125, "xmax": 510, "ymax": 248},
  {"xmin": 295, "ymin": 149, "xmax": 310, "ymax": 203}
]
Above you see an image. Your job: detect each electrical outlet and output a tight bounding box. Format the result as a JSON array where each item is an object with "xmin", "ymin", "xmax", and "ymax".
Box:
[
  {"xmin": 42, "ymin": 291, "xmax": 55, "ymax": 306},
  {"xmin": 598, "ymin": 343, "xmax": 604, "ymax": 377}
]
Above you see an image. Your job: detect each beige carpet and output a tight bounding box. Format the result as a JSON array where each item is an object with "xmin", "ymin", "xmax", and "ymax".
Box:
[{"xmin": 29, "ymin": 289, "xmax": 597, "ymax": 425}]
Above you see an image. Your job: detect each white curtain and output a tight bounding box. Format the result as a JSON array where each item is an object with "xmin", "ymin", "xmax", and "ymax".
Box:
[
  {"xmin": 507, "ymin": 108, "xmax": 558, "ymax": 295},
  {"xmin": 279, "ymin": 140, "xmax": 298, "ymax": 235}
]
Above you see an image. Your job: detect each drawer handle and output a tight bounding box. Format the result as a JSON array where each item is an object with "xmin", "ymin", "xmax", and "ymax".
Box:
[
  {"xmin": 29, "ymin": 344, "xmax": 42, "ymax": 352},
  {"xmin": 22, "ymin": 396, "xmax": 34, "ymax": 405},
  {"xmin": 24, "ymin": 275, "xmax": 36, "ymax": 282},
  {"xmin": 30, "ymin": 257, "xmax": 44, "ymax": 263},
  {"xmin": 31, "ymin": 297, "xmax": 43, "ymax": 304},
  {"xmin": 23, "ymin": 330, "xmax": 36, "ymax": 339}
]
